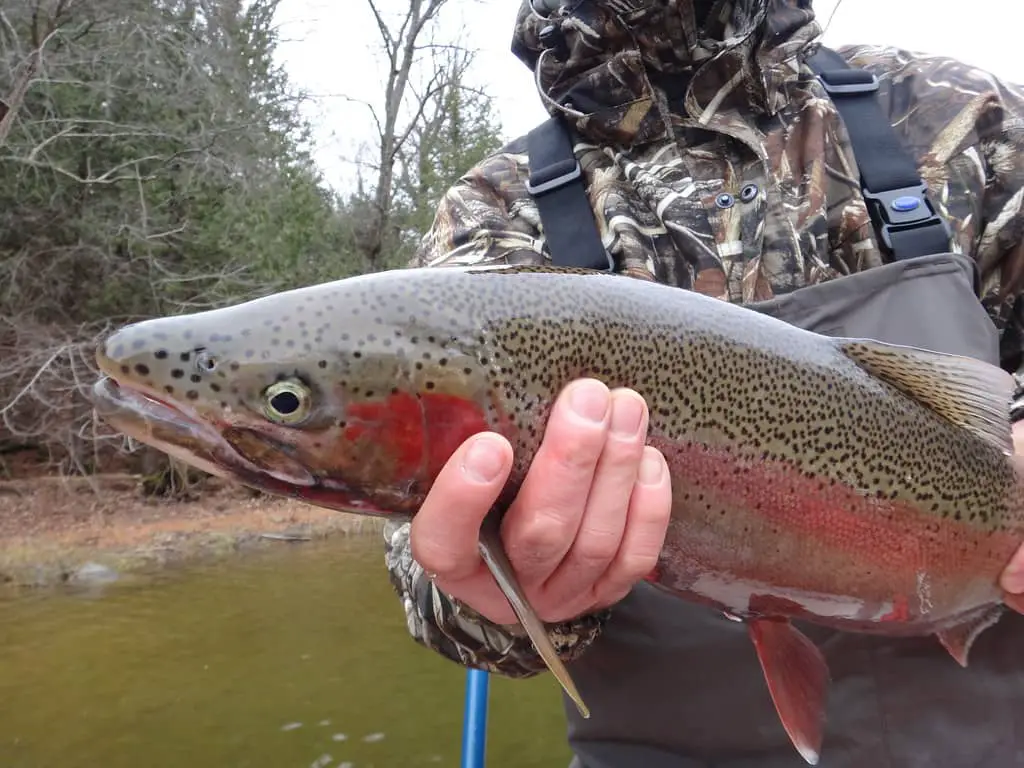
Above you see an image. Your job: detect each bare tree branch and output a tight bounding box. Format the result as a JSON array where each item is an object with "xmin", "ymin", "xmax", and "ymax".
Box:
[{"xmin": 0, "ymin": 0, "xmax": 77, "ymax": 147}]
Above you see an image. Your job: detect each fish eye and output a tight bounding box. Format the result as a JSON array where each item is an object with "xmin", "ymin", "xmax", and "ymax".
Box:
[
  {"xmin": 261, "ymin": 379, "xmax": 311, "ymax": 424},
  {"xmin": 194, "ymin": 350, "xmax": 217, "ymax": 374}
]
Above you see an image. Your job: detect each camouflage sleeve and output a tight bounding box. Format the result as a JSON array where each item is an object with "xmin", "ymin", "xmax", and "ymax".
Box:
[
  {"xmin": 385, "ymin": 151, "xmax": 612, "ymax": 677},
  {"xmin": 410, "ymin": 145, "xmax": 550, "ymax": 270},
  {"xmin": 383, "ymin": 519, "xmax": 610, "ymax": 677}
]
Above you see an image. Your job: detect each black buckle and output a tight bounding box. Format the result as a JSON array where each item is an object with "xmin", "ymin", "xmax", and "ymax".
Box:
[
  {"xmin": 863, "ymin": 184, "xmax": 952, "ymax": 260},
  {"xmin": 817, "ymin": 70, "xmax": 879, "ymax": 96},
  {"xmin": 526, "ymin": 158, "xmax": 582, "ymax": 196}
]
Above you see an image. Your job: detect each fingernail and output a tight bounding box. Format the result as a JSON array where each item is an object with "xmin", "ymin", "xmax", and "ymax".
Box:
[
  {"xmin": 568, "ymin": 380, "xmax": 609, "ymax": 424},
  {"xmin": 611, "ymin": 391, "xmax": 645, "ymax": 438},
  {"xmin": 638, "ymin": 449, "xmax": 664, "ymax": 486},
  {"xmin": 462, "ymin": 435, "xmax": 505, "ymax": 484}
]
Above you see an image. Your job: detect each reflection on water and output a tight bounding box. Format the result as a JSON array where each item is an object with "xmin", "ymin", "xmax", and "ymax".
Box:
[{"xmin": 0, "ymin": 535, "xmax": 572, "ymax": 768}]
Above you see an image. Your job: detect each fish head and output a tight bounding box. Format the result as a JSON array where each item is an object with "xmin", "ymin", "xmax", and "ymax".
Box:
[{"xmin": 91, "ymin": 276, "xmax": 498, "ymax": 517}]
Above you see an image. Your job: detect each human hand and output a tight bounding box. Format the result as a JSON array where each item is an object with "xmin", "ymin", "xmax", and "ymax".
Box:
[
  {"xmin": 410, "ymin": 378, "xmax": 672, "ymax": 625},
  {"xmin": 1001, "ymin": 422, "xmax": 1024, "ymax": 612}
]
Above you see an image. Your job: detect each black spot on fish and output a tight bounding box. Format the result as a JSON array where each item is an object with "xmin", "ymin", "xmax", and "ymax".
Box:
[
  {"xmin": 229, "ymin": 362, "xmax": 240, "ymax": 371},
  {"xmin": 210, "ymin": 383, "xmax": 221, "ymax": 393},
  {"xmin": 134, "ymin": 363, "xmax": 150, "ymax": 376},
  {"xmin": 180, "ymin": 352, "xmax": 191, "ymax": 362},
  {"xmin": 154, "ymin": 350, "xmax": 168, "ymax": 360},
  {"xmin": 171, "ymin": 369, "xmax": 184, "ymax": 379},
  {"xmin": 190, "ymin": 374, "xmax": 201, "ymax": 384},
  {"xmin": 131, "ymin": 339, "xmax": 146, "ymax": 350},
  {"xmin": 186, "ymin": 390, "xmax": 199, "ymax": 400},
  {"xmin": 318, "ymin": 360, "xmax": 327, "ymax": 369},
  {"xmin": 120, "ymin": 365, "xmax": 130, "ymax": 375},
  {"xmin": 164, "ymin": 385, "xmax": 175, "ymax": 394}
]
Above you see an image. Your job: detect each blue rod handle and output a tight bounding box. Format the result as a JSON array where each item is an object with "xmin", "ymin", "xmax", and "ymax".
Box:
[{"xmin": 460, "ymin": 668, "xmax": 490, "ymax": 768}]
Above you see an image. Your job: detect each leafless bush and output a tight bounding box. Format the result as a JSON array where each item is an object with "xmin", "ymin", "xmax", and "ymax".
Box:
[{"xmin": 0, "ymin": 315, "xmax": 120, "ymax": 475}]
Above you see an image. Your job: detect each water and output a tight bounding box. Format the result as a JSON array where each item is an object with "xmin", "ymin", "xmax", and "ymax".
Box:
[{"xmin": 0, "ymin": 535, "xmax": 573, "ymax": 768}]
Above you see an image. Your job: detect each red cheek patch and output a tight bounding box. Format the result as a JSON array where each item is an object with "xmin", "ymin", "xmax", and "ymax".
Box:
[
  {"xmin": 421, "ymin": 392, "xmax": 491, "ymax": 478},
  {"xmin": 345, "ymin": 390, "xmax": 425, "ymax": 480},
  {"xmin": 344, "ymin": 390, "xmax": 491, "ymax": 484}
]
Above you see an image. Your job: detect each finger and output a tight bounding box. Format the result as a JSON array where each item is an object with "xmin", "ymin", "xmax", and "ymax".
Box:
[
  {"xmin": 411, "ymin": 432, "xmax": 513, "ymax": 583},
  {"xmin": 538, "ymin": 389, "xmax": 648, "ymax": 621},
  {"xmin": 500, "ymin": 378, "xmax": 611, "ymax": 585},
  {"xmin": 1000, "ymin": 544, "xmax": 1024, "ymax": 595},
  {"xmin": 591, "ymin": 446, "xmax": 672, "ymax": 609},
  {"xmin": 433, "ymin": 570, "xmax": 521, "ymax": 626}
]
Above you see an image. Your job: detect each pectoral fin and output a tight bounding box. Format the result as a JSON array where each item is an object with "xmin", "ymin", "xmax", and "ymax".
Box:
[
  {"xmin": 936, "ymin": 604, "xmax": 1005, "ymax": 667},
  {"xmin": 478, "ymin": 516, "xmax": 590, "ymax": 719},
  {"xmin": 748, "ymin": 618, "xmax": 830, "ymax": 766}
]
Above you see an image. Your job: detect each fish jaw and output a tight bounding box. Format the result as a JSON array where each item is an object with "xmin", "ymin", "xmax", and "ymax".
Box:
[{"xmin": 89, "ymin": 376, "xmax": 403, "ymax": 517}]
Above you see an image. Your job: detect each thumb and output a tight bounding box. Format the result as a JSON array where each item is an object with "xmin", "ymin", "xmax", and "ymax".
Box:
[{"xmin": 410, "ymin": 432, "xmax": 513, "ymax": 581}]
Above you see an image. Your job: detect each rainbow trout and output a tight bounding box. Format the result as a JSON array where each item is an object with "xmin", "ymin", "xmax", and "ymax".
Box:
[{"xmin": 91, "ymin": 265, "xmax": 1024, "ymax": 764}]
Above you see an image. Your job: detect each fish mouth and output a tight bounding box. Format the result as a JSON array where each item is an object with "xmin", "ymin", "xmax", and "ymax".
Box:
[{"xmin": 89, "ymin": 377, "xmax": 392, "ymax": 516}]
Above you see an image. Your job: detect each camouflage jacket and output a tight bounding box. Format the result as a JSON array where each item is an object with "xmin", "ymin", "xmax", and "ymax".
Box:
[{"xmin": 384, "ymin": 0, "xmax": 1024, "ymax": 679}]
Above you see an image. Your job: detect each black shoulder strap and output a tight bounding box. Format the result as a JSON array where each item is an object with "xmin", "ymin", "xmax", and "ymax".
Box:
[
  {"xmin": 525, "ymin": 116, "xmax": 614, "ymax": 271},
  {"xmin": 806, "ymin": 46, "xmax": 952, "ymax": 262}
]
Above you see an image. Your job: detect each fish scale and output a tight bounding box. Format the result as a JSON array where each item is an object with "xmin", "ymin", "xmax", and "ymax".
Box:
[{"xmin": 90, "ymin": 264, "xmax": 1024, "ymax": 765}]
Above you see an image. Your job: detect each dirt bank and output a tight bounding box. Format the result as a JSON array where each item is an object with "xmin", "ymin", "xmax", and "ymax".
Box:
[{"xmin": 0, "ymin": 474, "xmax": 385, "ymax": 587}]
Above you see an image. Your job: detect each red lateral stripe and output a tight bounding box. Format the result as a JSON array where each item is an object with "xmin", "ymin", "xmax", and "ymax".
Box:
[{"xmin": 651, "ymin": 437, "xmax": 1021, "ymax": 579}]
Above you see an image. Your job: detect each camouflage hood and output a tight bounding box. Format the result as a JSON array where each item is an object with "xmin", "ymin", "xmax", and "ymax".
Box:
[{"xmin": 511, "ymin": 0, "xmax": 821, "ymax": 146}]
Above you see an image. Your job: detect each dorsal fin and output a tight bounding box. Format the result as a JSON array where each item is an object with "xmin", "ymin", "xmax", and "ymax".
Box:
[{"xmin": 838, "ymin": 339, "xmax": 1015, "ymax": 455}]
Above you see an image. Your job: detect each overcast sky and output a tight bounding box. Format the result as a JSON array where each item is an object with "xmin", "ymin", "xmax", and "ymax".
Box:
[{"xmin": 272, "ymin": 0, "xmax": 1023, "ymax": 192}]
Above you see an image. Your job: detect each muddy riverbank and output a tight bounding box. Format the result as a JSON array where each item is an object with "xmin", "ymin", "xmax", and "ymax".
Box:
[{"xmin": 0, "ymin": 474, "xmax": 384, "ymax": 587}]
